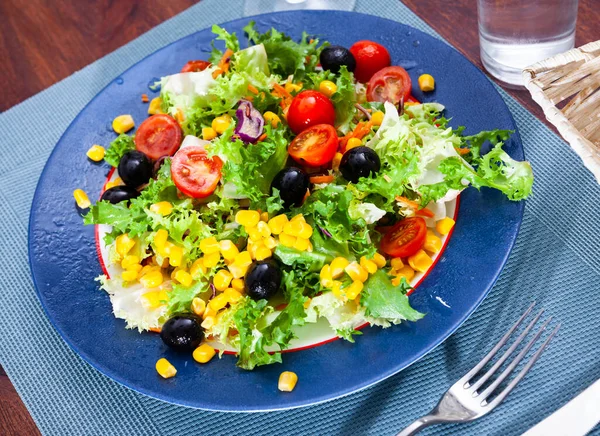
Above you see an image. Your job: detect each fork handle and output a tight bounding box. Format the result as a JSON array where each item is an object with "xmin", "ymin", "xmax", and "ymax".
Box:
[{"xmin": 396, "ymin": 414, "xmax": 444, "ymax": 436}]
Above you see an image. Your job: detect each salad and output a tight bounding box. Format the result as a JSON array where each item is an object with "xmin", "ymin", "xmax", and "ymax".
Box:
[{"xmin": 79, "ymin": 22, "xmax": 533, "ymax": 387}]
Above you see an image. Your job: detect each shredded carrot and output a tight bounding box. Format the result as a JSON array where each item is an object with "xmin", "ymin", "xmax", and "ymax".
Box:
[
  {"xmin": 310, "ymin": 174, "xmax": 334, "ymax": 184},
  {"xmin": 141, "ymin": 93, "xmax": 149, "ymax": 103},
  {"xmin": 149, "ymin": 327, "xmax": 161, "ymax": 333},
  {"xmin": 302, "ymin": 188, "xmax": 311, "ymax": 203},
  {"xmin": 247, "ymin": 84, "xmax": 259, "ymax": 95},
  {"xmin": 175, "ymin": 108, "xmax": 185, "ymax": 124},
  {"xmin": 339, "ymin": 120, "xmax": 374, "ymax": 151},
  {"xmin": 416, "ymin": 208, "xmax": 435, "ymax": 218},
  {"xmin": 211, "ymin": 49, "xmax": 234, "ymax": 79},
  {"xmin": 272, "ymin": 83, "xmax": 292, "ymax": 100},
  {"xmin": 395, "ymin": 195, "xmax": 435, "ymax": 218},
  {"xmin": 245, "ymin": 95, "xmax": 254, "ymax": 102},
  {"xmin": 211, "ymin": 68, "xmax": 223, "ymax": 79},
  {"xmin": 258, "ymin": 133, "xmax": 267, "ymax": 142},
  {"xmin": 455, "ymin": 147, "xmax": 470, "ymax": 155}
]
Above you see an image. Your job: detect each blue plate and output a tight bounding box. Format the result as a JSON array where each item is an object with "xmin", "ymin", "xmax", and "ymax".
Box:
[{"xmin": 28, "ymin": 11, "xmax": 524, "ymax": 411}]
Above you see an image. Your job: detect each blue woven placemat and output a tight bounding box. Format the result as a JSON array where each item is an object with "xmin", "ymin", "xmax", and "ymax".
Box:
[{"xmin": 1, "ymin": 0, "xmax": 599, "ymax": 434}]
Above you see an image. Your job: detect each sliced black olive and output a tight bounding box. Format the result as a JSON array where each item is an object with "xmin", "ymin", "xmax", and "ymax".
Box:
[
  {"xmin": 270, "ymin": 167, "xmax": 309, "ymax": 209},
  {"xmin": 118, "ymin": 150, "xmax": 152, "ymax": 188},
  {"xmin": 100, "ymin": 185, "xmax": 140, "ymax": 204},
  {"xmin": 339, "ymin": 146, "xmax": 381, "ymax": 183},
  {"xmin": 160, "ymin": 314, "xmax": 204, "ymax": 352},
  {"xmin": 320, "ymin": 46, "xmax": 356, "ymax": 74},
  {"xmin": 245, "ymin": 259, "xmax": 282, "ymax": 301}
]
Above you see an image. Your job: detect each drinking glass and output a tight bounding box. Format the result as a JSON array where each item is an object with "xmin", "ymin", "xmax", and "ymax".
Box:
[
  {"xmin": 244, "ymin": 0, "xmax": 356, "ymax": 16},
  {"xmin": 478, "ymin": 0, "xmax": 579, "ymax": 86}
]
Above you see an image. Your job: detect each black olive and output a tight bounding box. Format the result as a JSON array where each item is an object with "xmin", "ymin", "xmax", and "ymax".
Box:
[
  {"xmin": 270, "ymin": 167, "xmax": 309, "ymax": 209},
  {"xmin": 118, "ymin": 150, "xmax": 152, "ymax": 188},
  {"xmin": 160, "ymin": 314, "xmax": 204, "ymax": 352},
  {"xmin": 340, "ymin": 146, "xmax": 381, "ymax": 183},
  {"xmin": 245, "ymin": 259, "xmax": 282, "ymax": 301},
  {"xmin": 320, "ymin": 46, "xmax": 356, "ymax": 74},
  {"xmin": 100, "ymin": 185, "xmax": 140, "ymax": 204}
]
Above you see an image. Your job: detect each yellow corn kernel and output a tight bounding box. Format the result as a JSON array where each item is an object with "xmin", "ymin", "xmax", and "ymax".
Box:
[
  {"xmin": 112, "ymin": 115, "xmax": 135, "ymax": 134},
  {"xmin": 319, "ymin": 80, "xmax": 337, "ymax": 97},
  {"xmin": 293, "ymin": 237, "xmax": 310, "ymax": 252},
  {"xmin": 394, "ymin": 265, "xmax": 415, "ymax": 283},
  {"xmin": 247, "ymin": 239, "xmax": 260, "ymax": 260},
  {"xmin": 424, "ymin": 231, "xmax": 442, "ymax": 254},
  {"xmin": 246, "ymin": 226, "xmax": 263, "ymax": 242},
  {"xmin": 255, "ymin": 246, "xmax": 272, "ymax": 261},
  {"xmin": 345, "ymin": 280, "xmax": 364, "ymax": 300},
  {"xmin": 298, "ymin": 222, "xmax": 313, "ymax": 239},
  {"xmin": 121, "ymin": 270, "xmax": 138, "ymax": 282},
  {"xmin": 121, "ymin": 255, "xmax": 140, "ymax": 270},
  {"xmin": 278, "ymin": 371, "xmax": 298, "ymax": 392},
  {"xmin": 283, "ymin": 219, "xmax": 304, "ymax": 237},
  {"xmin": 167, "ymin": 245, "xmax": 183, "ymax": 267},
  {"xmin": 139, "ymin": 265, "xmax": 160, "ymax": 277},
  {"xmin": 331, "ymin": 280, "xmax": 343, "ymax": 298},
  {"xmin": 371, "ymin": 111, "xmax": 385, "ymax": 126},
  {"xmin": 148, "ymin": 97, "xmax": 163, "ymax": 115},
  {"xmin": 190, "ymin": 258, "xmax": 207, "ymax": 278},
  {"xmin": 360, "ymin": 256, "xmax": 378, "ymax": 274},
  {"xmin": 346, "ymin": 137, "xmax": 362, "ymax": 150},
  {"xmin": 234, "ymin": 251, "xmax": 252, "ymax": 267},
  {"xmin": 191, "ymin": 297, "xmax": 206, "ymax": 316},
  {"xmin": 228, "ymin": 262, "xmax": 248, "ymax": 279},
  {"xmin": 126, "ymin": 263, "xmax": 143, "ymax": 273},
  {"xmin": 260, "ymin": 211, "xmax": 269, "ymax": 222},
  {"xmin": 436, "ymin": 217, "xmax": 455, "ymax": 235},
  {"xmin": 418, "ymin": 74, "xmax": 435, "ymax": 92},
  {"xmin": 268, "ymin": 214, "xmax": 289, "ymax": 235},
  {"xmin": 263, "ymin": 236, "xmax": 277, "ymax": 250},
  {"xmin": 404, "ymin": 101, "xmax": 419, "ymax": 107},
  {"xmin": 390, "ymin": 257, "xmax": 404, "ymax": 271},
  {"xmin": 197, "ymin": 237, "xmax": 218, "ymax": 255},
  {"xmin": 306, "ymin": 240, "xmax": 313, "ymax": 252},
  {"xmin": 211, "ymin": 114, "xmax": 232, "ymax": 134},
  {"xmin": 263, "ymin": 111, "xmax": 281, "ymax": 128},
  {"xmin": 203, "ymin": 306, "xmax": 217, "ymax": 320},
  {"xmin": 330, "ymin": 257, "xmax": 349, "ymax": 279},
  {"xmin": 372, "ymin": 252, "xmax": 387, "ymax": 268},
  {"xmin": 332, "ymin": 152, "xmax": 343, "ymax": 171},
  {"xmin": 193, "ymin": 344, "xmax": 216, "ymax": 364},
  {"xmin": 236, "ymin": 210, "xmax": 261, "ymax": 228},
  {"xmin": 408, "ymin": 249, "xmax": 433, "ymax": 273},
  {"xmin": 153, "ymin": 229, "xmax": 168, "ymax": 251},
  {"xmin": 290, "ymin": 214, "xmax": 305, "ymax": 223},
  {"xmin": 285, "ymin": 82, "xmax": 302, "ymax": 93},
  {"xmin": 149, "ymin": 201, "xmax": 173, "ymax": 216},
  {"xmin": 202, "ymin": 251, "xmax": 221, "ymax": 269},
  {"xmin": 219, "ymin": 240, "xmax": 239, "ymax": 261},
  {"xmin": 141, "ymin": 290, "xmax": 168, "ymax": 309},
  {"xmin": 201, "ymin": 316, "xmax": 215, "ymax": 329},
  {"xmin": 170, "ymin": 266, "xmax": 184, "ymax": 280},
  {"xmin": 140, "ymin": 271, "xmax": 164, "ymax": 289},
  {"xmin": 202, "ymin": 127, "xmax": 217, "ymax": 141},
  {"xmin": 105, "ymin": 177, "xmax": 124, "ymax": 190},
  {"xmin": 256, "ymin": 221, "xmax": 271, "ymax": 238},
  {"xmin": 345, "ymin": 261, "xmax": 368, "ymax": 282},
  {"xmin": 155, "ymin": 358, "xmax": 176, "ymax": 378},
  {"xmin": 174, "ymin": 270, "xmax": 193, "ymax": 287},
  {"xmin": 320, "ymin": 265, "xmax": 333, "ymax": 288},
  {"xmin": 208, "ymin": 293, "xmax": 229, "ymax": 311},
  {"xmin": 279, "ymin": 233, "xmax": 296, "ymax": 247},
  {"xmin": 231, "ymin": 278, "xmax": 244, "ymax": 291},
  {"xmin": 86, "ymin": 145, "xmax": 105, "ymax": 162},
  {"xmin": 213, "ymin": 269, "xmax": 233, "ymax": 291},
  {"xmin": 116, "ymin": 233, "xmax": 136, "ymax": 257},
  {"xmin": 73, "ymin": 189, "xmax": 91, "ymax": 209},
  {"xmin": 224, "ymin": 288, "xmax": 243, "ymax": 303}
]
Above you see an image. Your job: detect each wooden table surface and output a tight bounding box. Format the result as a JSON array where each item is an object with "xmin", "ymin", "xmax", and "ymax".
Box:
[{"xmin": 1, "ymin": 0, "xmax": 598, "ymax": 434}]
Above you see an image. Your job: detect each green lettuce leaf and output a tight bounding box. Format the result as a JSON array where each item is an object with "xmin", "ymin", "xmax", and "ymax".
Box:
[
  {"xmin": 104, "ymin": 134, "xmax": 135, "ymax": 167},
  {"xmin": 209, "ymin": 25, "xmax": 240, "ymax": 63}
]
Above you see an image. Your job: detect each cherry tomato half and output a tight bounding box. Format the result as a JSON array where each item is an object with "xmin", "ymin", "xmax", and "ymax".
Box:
[
  {"xmin": 171, "ymin": 145, "xmax": 223, "ymax": 198},
  {"xmin": 349, "ymin": 40, "xmax": 391, "ymax": 83},
  {"xmin": 367, "ymin": 66, "xmax": 412, "ymax": 105},
  {"xmin": 135, "ymin": 114, "xmax": 183, "ymax": 160},
  {"xmin": 180, "ymin": 60, "xmax": 211, "ymax": 73},
  {"xmin": 287, "ymin": 90, "xmax": 336, "ymax": 135},
  {"xmin": 289, "ymin": 124, "xmax": 338, "ymax": 167},
  {"xmin": 380, "ymin": 217, "xmax": 427, "ymax": 258}
]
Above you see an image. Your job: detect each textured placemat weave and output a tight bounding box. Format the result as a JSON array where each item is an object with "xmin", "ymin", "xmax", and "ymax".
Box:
[{"xmin": 0, "ymin": 0, "xmax": 599, "ymax": 435}]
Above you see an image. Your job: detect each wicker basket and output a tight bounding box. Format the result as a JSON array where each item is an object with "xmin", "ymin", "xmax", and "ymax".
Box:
[{"xmin": 523, "ymin": 40, "xmax": 600, "ymax": 182}]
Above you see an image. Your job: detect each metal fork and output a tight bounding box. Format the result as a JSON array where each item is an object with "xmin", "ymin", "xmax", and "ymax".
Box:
[{"xmin": 397, "ymin": 303, "xmax": 560, "ymax": 436}]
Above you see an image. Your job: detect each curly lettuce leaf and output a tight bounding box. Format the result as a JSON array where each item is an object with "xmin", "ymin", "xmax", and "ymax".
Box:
[
  {"xmin": 209, "ymin": 25, "xmax": 240, "ymax": 63},
  {"xmin": 104, "ymin": 134, "xmax": 134, "ymax": 167}
]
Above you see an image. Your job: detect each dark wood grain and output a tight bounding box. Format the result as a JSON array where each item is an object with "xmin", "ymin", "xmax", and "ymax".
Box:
[{"xmin": 1, "ymin": 1, "xmax": 599, "ymax": 433}]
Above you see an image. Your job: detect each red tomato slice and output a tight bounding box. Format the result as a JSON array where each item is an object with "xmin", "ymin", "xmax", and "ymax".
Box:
[
  {"xmin": 380, "ymin": 217, "xmax": 427, "ymax": 258},
  {"xmin": 180, "ymin": 60, "xmax": 211, "ymax": 73},
  {"xmin": 367, "ymin": 66, "xmax": 412, "ymax": 105},
  {"xmin": 287, "ymin": 90, "xmax": 336, "ymax": 135},
  {"xmin": 289, "ymin": 124, "xmax": 338, "ymax": 167},
  {"xmin": 135, "ymin": 114, "xmax": 183, "ymax": 160},
  {"xmin": 171, "ymin": 146, "xmax": 222, "ymax": 198},
  {"xmin": 349, "ymin": 40, "xmax": 392, "ymax": 83}
]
